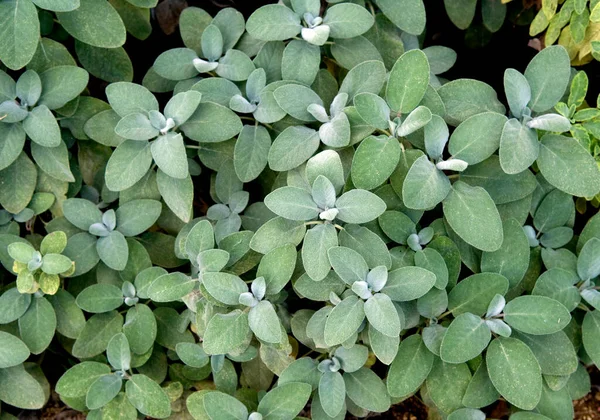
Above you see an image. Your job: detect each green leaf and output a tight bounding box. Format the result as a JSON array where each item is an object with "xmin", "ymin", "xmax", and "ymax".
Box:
[
  {"xmin": 75, "ymin": 42, "xmax": 133, "ymax": 83},
  {"xmin": 438, "ymin": 79, "xmax": 505, "ymax": 126},
  {"xmin": 175, "ymin": 343, "xmax": 209, "ymax": 368},
  {"xmin": 335, "ymin": 189, "xmax": 387, "ymax": 224},
  {"xmin": 250, "ymin": 217, "xmax": 306, "ymax": 254},
  {"xmin": 56, "ymin": 362, "xmax": 111, "ymax": 398},
  {"xmin": 268, "ymin": 126, "xmax": 320, "ymax": 171},
  {"xmin": 115, "ymin": 112, "xmax": 158, "ymax": 141},
  {"xmin": 203, "ymin": 310, "xmax": 249, "ymax": 355},
  {"xmin": 387, "ymin": 334, "xmax": 433, "ymax": 397},
  {"xmin": 444, "ymin": 0, "xmax": 477, "ymax": 29},
  {"xmin": 97, "ymin": 230, "xmax": 128, "ymax": 271},
  {"xmin": 499, "ymin": 118, "xmax": 539, "ymax": 175},
  {"xmin": 402, "ymin": 155, "xmax": 450, "ymax": 210},
  {"xmin": 504, "ymin": 296, "xmax": 571, "ymax": 335},
  {"xmin": 38, "ymin": 65, "xmax": 89, "ymax": 110},
  {"xmin": 582, "ymin": 310, "xmax": 600, "ymax": 369},
  {"xmin": 386, "ymin": 50, "xmax": 430, "ymax": 113},
  {"xmin": 537, "ymin": 134, "xmax": 600, "ymax": 197},
  {"xmin": 216, "ymin": 50, "xmax": 255, "ymax": 82},
  {"xmin": 375, "ymin": 0, "xmax": 426, "ymax": 35},
  {"xmin": 0, "ymin": 364, "xmax": 46, "ymax": 409},
  {"xmin": 246, "ymin": 5, "xmax": 302, "ymax": 41},
  {"xmin": 533, "ymin": 189, "xmax": 573, "ymax": 233},
  {"xmin": 460, "ymin": 155, "xmax": 537, "ymax": 204},
  {"xmin": 328, "ymin": 246, "xmax": 369, "ymax": 285},
  {"xmin": 319, "ymin": 371, "xmax": 345, "ymax": 418},
  {"xmin": 513, "ymin": 331, "xmax": 577, "ymax": 376},
  {"xmin": 72, "ymin": 311, "xmax": 124, "ymax": 359},
  {"xmin": 258, "ymin": 382, "xmax": 312, "ymax": 419},
  {"xmin": 426, "ymin": 358, "xmax": 472, "ymax": 414},
  {"xmin": 0, "ymin": 0, "xmax": 39, "ymax": 70},
  {"xmin": 122, "ymin": 303, "xmax": 156, "ymax": 355},
  {"xmin": 125, "ymin": 374, "xmax": 171, "ymax": 419},
  {"xmin": 64, "ymin": 199, "xmax": 103, "ymax": 232},
  {"xmin": 486, "ymin": 337, "xmax": 542, "ymax": 410},
  {"xmin": 264, "ymin": 187, "xmax": 319, "ymax": 221},
  {"xmin": 524, "ymin": 46, "xmax": 570, "ymax": 112},
  {"xmin": 116, "ymin": 199, "xmax": 161, "ymax": 237},
  {"xmin": 147, "ymin": 272, "xmax": 194, "ymax": 302},
  {"xmin": 273, "ymin": 84, "xmax": 323, "ymax": 122},
  {"xmin": 107, "ymin": 333, "xmax": 130, "ymax": 371},
  {"xmin": 382, "ymin": 266, "xmax": 436, "ymax": 301},
  {"xmin": 86, "ymin": 374, "xmax": 122, "ymax": 410},
  {"xmin": 56, "ymin": 0, "xmax": 126, "ymax": 48},
  {"xmin": 153, "ymin": 48, "xmax": 198, "ymax": 81},
  {"xmin": 105, "ymin": 140, "xmax": 153, "ymax": 191},
  {"xmin": 339, "ymin": 60, "xmax": 387, "ymax": 101},
  {"xmin": 234, "ymin": 125, "xmax": 271, "ymax": 183},
  {"xmin": 324, "ymin": 295, "xmax": 365, "ymax": 346},
  {"xmin": 354, "ymin": 93, "xmax": 390, "ymax": 130},
  {"xmin": 156, "ymin": 170, "xmax": 193, "ymax": 223},
  {"xmin": 365, "ymin": 293, "xmax": 401, "ymax": 337},
  {"xmin": 351, "ymin": 136, "xmax": 401, "ymax": 191},
  {"xmin": 0, "ymin": 332, "xmax": 30, "ymax": 368},
  {"xmin": 76, "ymin": 284, "xmax": 123, "ymax": 313},
  {"xmin": 0, "ymin": 123, "xmax": 26, "ymax": 171},
  {"xmin": 339, "ymin": 224, "xmax": 392, "ymax": 269},
  {"xmin": 18, "ymin": 296, "xmax": 56, "ymax": 354},
  {"xmin": 481, "ymin": 218, "xmax": 530, "ymax": 288},
  {"xmin": 324, "ymin": 3, "xmax": 374, "ymax": 38},
  {"xmin": 249, "ymin": 300, "xmax": 282, "ymax": 344},
  {"xmin": 30, "ymin": 141, "xmax": 74, "ymax": 182},
  {"xmin": 440, "ymin": 313, "xmax": 490, "ymax": 363},
  {"xmin": 105, "ymin": 82, "xmax": 158, "ymax": 117},
  {"xmin": 532, "ymin": 268, "xmax": 580, "ymax": 311},
  {"xmin": 344, "ymin": 367, "xmax": 391, "ymax": 412},
  {"xmin": 23, "ymin": 105, "xmax": 61, "ymax": 147},
  {"xmin": 443, "ymin": 181, "xmax": 503, "ymax": 252},
  {"xmin": 203, "ymin": 391, "xmax": 248, "ymax": 420},
  {"xmin": 302, "ymin": 223, "xmax": 338, "ymax": 282},
  {"xmin": 62, "ymin": 233, "xmax": 100, "ymax": 277},
  {"xmin": 504, "ymin": 68, "xmax": 531, "ymax": 118},
  {"xmin": 203, "ymin": 272, "xmax": 247, "ymax": 306},
  {"xmin": 448, "ymin": 273, "xmax": 509, "ymax": 316},
  {"xmin": 578, "ymin": 238, "xmax": 600, "ymax": 281},
  {"xmin": 448, "ymin": 112, "xmax": 507, "ymax": 165},
  {"xmin": 47, "ymin": 289, "xmax": 85, "ymax": 339},
  {"xmin": 181, "ymin": 102, "xmax": 243, "ymax": 143},
  {"xmin": 415, "ymin": 248, "xmax": 448, "ymax": 289},
  {"xmin": 40, "ymin": 253, "xmax": 71, "ymax": 274}
]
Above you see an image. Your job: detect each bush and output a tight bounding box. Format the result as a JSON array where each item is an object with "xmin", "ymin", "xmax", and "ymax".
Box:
[{"xmin": 1, "ymin": 1, "xmax": 600, "ymax": 419}]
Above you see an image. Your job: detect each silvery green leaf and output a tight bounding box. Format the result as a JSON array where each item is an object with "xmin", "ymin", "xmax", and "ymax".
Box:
[
  {"xmin": 0, "ymin": 101, "xmax": 28, "ymax": 123},
  {"xmin": 402, "ymin": 155, "xmax": 451, "ymax": 210},
  {"xmin": 440, "ymin": 312, "xmax": 491, "ymax": 364},
  {"xmin": 352, "ymin": 281, "xmax": 373, "ymax": 299},
  {"xmin": 485, "ymin": 319, "xmax": 512, "ymax": 337},
  {"xmin": 207, "ymin": 204, "xmax": 231, "ymax": 221},
  {"xmin": 424, "ymin": 115, "xmax": 449, "ymax": 160},
  {"xmin": 335, "ymin": 189, "xmax": 386, "ymax": 224},
  {"xmin": 230, "ymin": 94, "xmax": 257, "ymax": 114},
  {"xmin": 282, "ymin": 40, "xmax": 321, "ymax": 86},
  {"xmin": 23, "ymin": 105, "xmax": 61, "ymax": 147},
  {"xmin": 435, "ymin": 158, "xmax": 468, "ymax": 172},
  {"xmin": 580, "ymin": 289, "xmax": 600, "ymax": 311},
  {"xmin": 268, "ymin": 125, "xmax": 320, "ymax": 171},
  {"xmin": 107, "ymin": 333, "xmax": 131, "ymax": 371},
  {"xmin": 228, "ymin": 191, "xmax": 249, "ymax": 214},
  {"xmin": 307, "ymin": 103, "xmax": 330, "ymax": 123},
  {"xmin": 246, "ymin": 4, "xmax": 302, "ymax": 41},
  {"xmin": 248, "ymin": 300, "xmax": 282, "ymax": 343},
  {"xmin": 396, "ymin": 105, "xmax": 432, "ymax": 137},
  {"xmin": 239, "ymin": 292, "xmax": 259, "ymax": 307},
  {"xmin": 324, "ymin": 295, "xmax": 365, "ymax": 346},
  {"xmin": 201, "ymin": 25, "xmax": 223, "ymax": 62},
  {"xmin": 365, "ymin": 293, "xmax": 401, "ymax": 337},
  {"xmin": 319, "ymin": 370, "xmax": 345, "ymax": 417},
  {"xmin": 246, "ymin": 68, "xmax": 266, "ymax": 104},
  {"xmin": 328, "ymin": 246, "xmax": 369, "ymax": 285},
  {"xmin": 486, "ymin": 294, "xmax": 506, "ymax": 318},
  {"xmin": 102, "ymin": 210, "xmax": 116, "ymax": 231},
  {"xmin": 302, "ymin": 223, "xmax": 338, "ymax": 282},
  {"xmin": 264, "ymin": 186, "xmax": 319, "ymax": 221},
  {"xmin": 418, "ymin": 227, "xmax": 434, "ymax": 245},
  {"xmin": 523, "ymin": 225, "xmax": 539, "ymax": 247},
  {"xmin": 330, "ymin": 93, "xmax": 348, "ymax": 117},
  {"xmin": 203, "ymin": 272, "xmax": 247, "ymax": 305},
  {"xmin": 216, "ymin": 50, "xmax": 256, "ymax": 82},
  {"xmin": 366, "ymin": 266, "xmax": 388, "ymax": 292},
  {"xmin": 192, "ymin": 57, "xmax": 218, "ymax": 73},
  {"xmin": 526, "ymin": 114, "xmax": 571, "ymax": 132},
  {"xmin": 354, "ymin": 92, "xmax": 391, "ymax": 131},
  {"xmin": 251, "ymin": 277, "xmax": 266, "ymax": 301},
  {"xmin": 524, "ymin": 45, "xmax": 570, "ymax": 112},
  {"xmin": 115, "ymin": 113, "xmax": 158, "ymax": 141},
  {"xmin": 386, "ymin": 50, "xmax": 430, "ymax": 114},
  {"xmin": 89, "ymin": 222, "xmax": 110, "ymax": 237},
  {"xmin": 164, "ymin": 90, "xmax": 202, "ymax": 126},
  {"xmin": 311, "ymin": 175, "xmax": 337, "ymax": 210},
  {"xmin": 578, "ymin": 238, "xmax": 600, "ymax": 281},
  {"xmin": 339, "ymin": 60, "xmax": 386, "ymax": 102},
  {"xmin": 504, "ymin": 68, "xmax": 531, "ymax": 118},
  {"xmin": 319, "ymin": 209, "xmax": 339, "ymax": 221},
  {"xmin": 301, "ymin": 25, "xmax": 331, "ymax": 46},
  {"xmin": 407, "ymin": 233, "xmax": 422, "ymax": 251},
  {"xmin": 351, "ymin": 135, "xmax": 401, "ymax": 191},
  {"xmin": 16, "ymin": 70, "xmax": 42, "ymax": 107}
]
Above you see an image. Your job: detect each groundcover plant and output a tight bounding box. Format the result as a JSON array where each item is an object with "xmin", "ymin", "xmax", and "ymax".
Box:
[{"xmin": 1, "ymin": 0, "xmax": 600, "ymax": 419}]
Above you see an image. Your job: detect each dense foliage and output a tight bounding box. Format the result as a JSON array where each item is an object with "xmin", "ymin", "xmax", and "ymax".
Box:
[{"xmin": 1, "ymin": 0, "xmax": 600, "ymax": 419}]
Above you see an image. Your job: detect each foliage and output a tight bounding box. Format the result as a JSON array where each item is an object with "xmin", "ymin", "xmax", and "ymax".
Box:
[{"xmin": 0, "ymin": 1, "xmax": 600, "ymax": 419}]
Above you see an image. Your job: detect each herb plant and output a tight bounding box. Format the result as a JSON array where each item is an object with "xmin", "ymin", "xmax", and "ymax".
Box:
[{"xmin": 1, "ymin": 2, "xmax": 600, "ymax": 420}]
